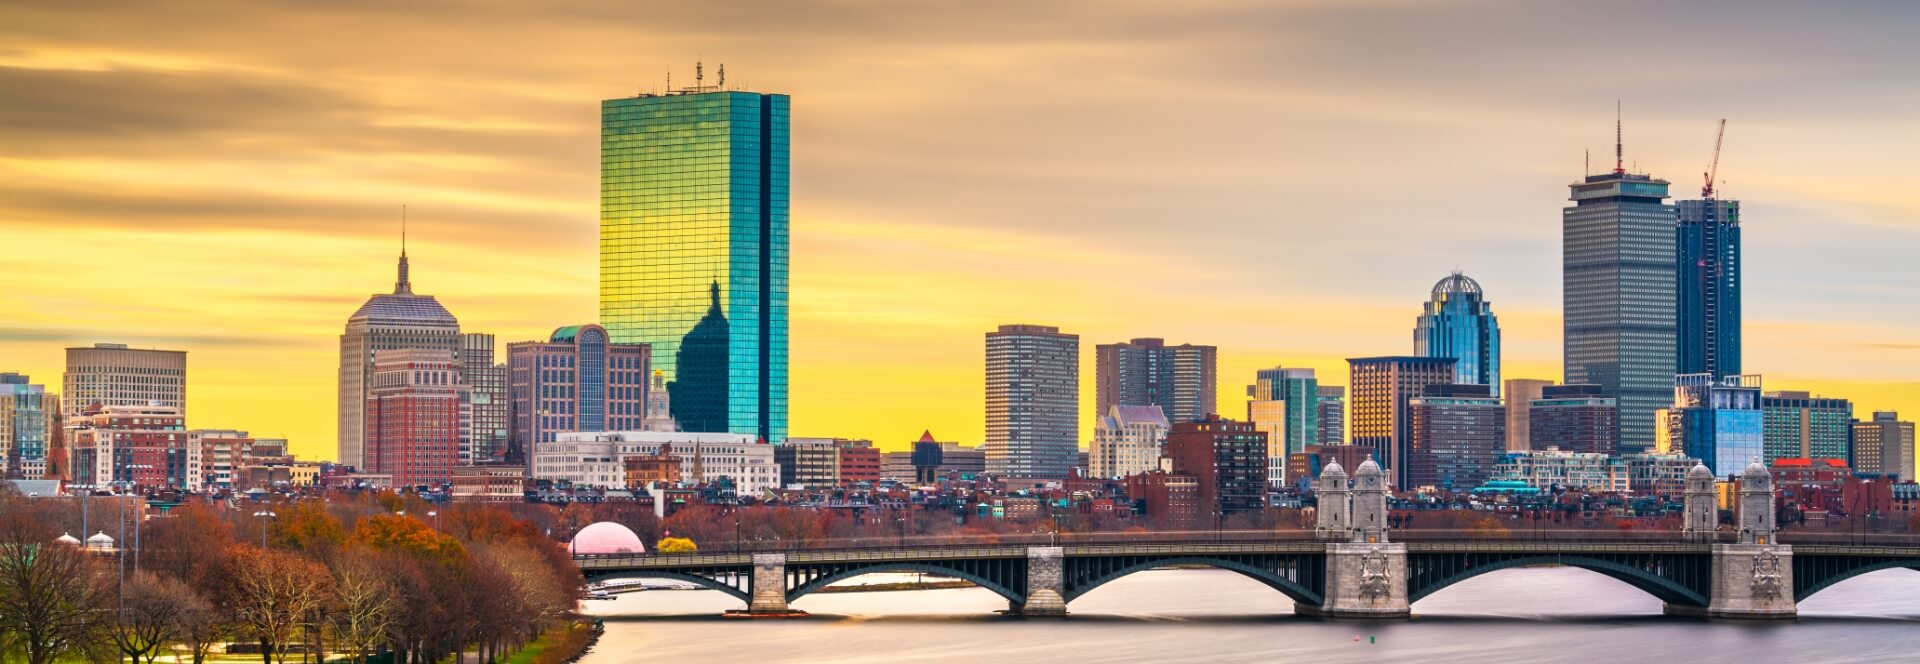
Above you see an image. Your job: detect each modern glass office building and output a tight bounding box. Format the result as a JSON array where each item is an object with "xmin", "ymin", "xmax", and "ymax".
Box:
[
  {"xmin": 1676, "ymin": 198, "xmax": 1741, "ymax": 378},
  {"xmin": 1247, "ymin": 367, "xmax": 1318, "ymax": 463},
  {"xmin": 1413, "ymin": 271, "xmax": 1501, "ymax": 395},
  {"xmin": 1659, "ymin": 373, "xmax": 1763, "ymax": 476},
  {"xmin": 600, "ymin": 87, "xmax": 789, "ymax": 443},
  {"xmin": 1564, "ymin": 169, "xmax": 1677, "ymax": 452}
]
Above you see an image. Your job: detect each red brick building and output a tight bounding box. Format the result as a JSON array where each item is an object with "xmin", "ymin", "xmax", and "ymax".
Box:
[
  {"xmin": 66, "ymin": 404, "xmax": 188, "ymax": 491},
  {"xmin": 1126, "ymin": 470, "xmax": 1201, "ymax": 530},
  {"xmin": 366, "ymin": 349, "xmax": 466, "ymax": 488},
  {"xmin": 1166, "ymin": 416, "xmax": 1267, "ymax": 517}
]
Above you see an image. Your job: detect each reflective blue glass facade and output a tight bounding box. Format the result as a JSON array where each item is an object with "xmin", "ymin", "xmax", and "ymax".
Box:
[
  {"xmin": 600, "ymin": 90, "xmax": 789, "ymax": 442},
  {"xmin": 1666, "ymin": 374, "xmax": 1764, "ymax": 476},
  {"xmin": 1413, "ymin": 272, "xmax": 1501, "ymax": 395},
  {"xmin": 1676, "ymin": 199, "xmax": 1741, "ymax": 378},
  {"xmin": 1565, "ymin": 172, "xmax": 1677, "ymax": 452}
]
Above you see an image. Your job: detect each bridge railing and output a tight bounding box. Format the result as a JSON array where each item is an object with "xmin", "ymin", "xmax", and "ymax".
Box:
[{"xmin": 572, "ymin": 528, "xmax": 1920, "ymax": 559}]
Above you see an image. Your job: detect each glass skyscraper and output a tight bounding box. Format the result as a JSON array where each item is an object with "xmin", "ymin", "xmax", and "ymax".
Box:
[
  {"xmin": 1676, "ymin": 199, "xmax": 1741, "ymax": 378},
  {"xmin": 1658, "ymin": 373, "xmax": 1763, "ymax": 476},
  {"xmin": 1247, "ymin": 367, "xmax": 1318, "ymax": 462},
  {"xmin": 1413, "ymin": 271, "xmax": 1501, "ymax": 395},
  {"xmin": 1564, "ymin": 169, "xmax": 1677, "ymax": 452},
  {"xmin": 600, "ymin": 87, "xmax": 789, "ymax": 443}
]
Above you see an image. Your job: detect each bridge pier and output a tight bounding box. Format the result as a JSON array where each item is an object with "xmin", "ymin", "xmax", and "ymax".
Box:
[
  {"xmin": 1667, "ymin": 544, "xmax": 1795, "ymax": 619},
  {"xmin": 1299, "ymin": 542, "xmax": 1409, "ymax": 619},
  {"xmin": 1010, "ymin": 546, "xmax": 1068, "ymax": 617},
  {"xmin": 749, "ymin": 553, "xmax": 793, "ymax": 614}
]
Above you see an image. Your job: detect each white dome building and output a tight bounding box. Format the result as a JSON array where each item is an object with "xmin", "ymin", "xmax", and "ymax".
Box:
[
  {"xmin": 570, "ymin": 522, "xmax": 646, "ymax": 555},
  {"xmin": 85, "ymin": 531, "xmax": 115, "ymax": 551}
]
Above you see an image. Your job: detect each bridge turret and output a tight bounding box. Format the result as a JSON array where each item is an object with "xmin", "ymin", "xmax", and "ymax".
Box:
[
  {"xmin": 1737, "ymin": 460, "xmax": 1775, "ymax": 545},
  {"xmin": 1351, "ymin": 456, "xmax": 1388, "ymax": 544},
  {"xmin": 1682, "ymin": 462, "xmax": 1718, "ymax": 542},
  {"xmin": 1314, "ymin": 460, "xmax": 1351, "ymax": 540}
]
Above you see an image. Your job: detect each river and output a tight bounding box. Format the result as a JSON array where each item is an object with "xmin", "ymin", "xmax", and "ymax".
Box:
[{"xmin": 579, "ymin": 567, "xmax": 1920, "ymax": 663}]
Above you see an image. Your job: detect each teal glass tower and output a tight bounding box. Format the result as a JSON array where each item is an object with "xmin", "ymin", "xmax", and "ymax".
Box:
[
  {"xmin": 600, "ymin": 84, "xmax": 789, "ymax": 443},
  {"xmin": 1413, "ymin": 271, "xmax": 1501, "ymax": 396}
]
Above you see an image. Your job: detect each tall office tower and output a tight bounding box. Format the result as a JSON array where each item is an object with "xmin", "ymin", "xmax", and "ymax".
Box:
[
  {"xmin": 1247, "ymin": 367, "xmax": 1317, "ymax": 484},
  {"xmin": 1095, "ymin": 338, "xmax": 1217, "ymax": 424},
  {"xmin": 1317, "ymin": 386, "xmax": 1345, "ymax": 446},
  {"xmin": 0, "ymin": 373, "xmax": 50, "ymax": 479},
  {"xmin": 1348, "ymin": 356, "xmax": 1457, "ymax": 487},
  {"xmin": 1676, "ymin": 199, "xmax": 1741, "ymax": 378},
  {"xmin": 459, "ymin": 333, "xmax": 509, "ymax": 465},
  {"xmin": 1413, "ymin": 272, "xmax": 1502, "ymax": 394},
  {"xmin": 1659, "ymin": 374, "xmax": 1763, "ymax": 476},
  {"xmin": 985, "ymin": 324, "xmax": 1079, "ymax": 479},
  {"xmin": 365, "ymin": 349, "xmax": 467, "ymax": 487},
  {"xmin": 1166, "ymin": 415, "xmax": 1268, "ymax": 518},
  {"xmin": 65, "ymin": 403, "xmax": 188, "ymax": 491},
  {"xmin": 507, "ymin": 324, "xmax": 651, "ymax": 471},
  {"xmin": 62, "ymin": 343, "xmax": 186, "ymax": 418},
  {"xmin": 1091, "ymin": 404, "xmax": 1170, "ymax": 480},
  {"xmin": 1528, "ymin": 384, "xmax": 1618, "ymax": 455},
  {"xmin": 1760, "ymin": 391, "xmax": 1851, "ymax": 462},
  {"xmin": 600, "ymin": 81, "xmax": 789, "ymax": 443},
  {"xmin": 1564, "ymin": 143, "xmax": 1677, "ymax": 452},
  {"xmin": 1852, "ymin": 412, "xmax": 1915, "ymax": 481},
  {"xmin": 1406, "ymin": 384, "xmax": 1506, "ymax": 492},
  {"xmin": 339, "ymin": 249, "xmax": 460, "ymax": 469},
  {"xmin": 1503, "ymin": 378, "xmax": 1554, "ymax": 452}
]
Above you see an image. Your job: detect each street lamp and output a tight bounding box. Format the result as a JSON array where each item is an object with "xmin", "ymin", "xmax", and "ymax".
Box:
[
  {"xmin": 252, "ymin": 510, "xmax": 276, "ymax": 548},
  {"xmin": 428, "ymin": 510, "xmax": 439, "ymax": 530}
]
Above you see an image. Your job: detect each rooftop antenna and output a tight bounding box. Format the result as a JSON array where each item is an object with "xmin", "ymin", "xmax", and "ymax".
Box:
[
  {"xmin": 1614, "ymin": 100, "xmax": 1625, "ymax": 175},
  {"xmin": 395, "ymin": 204, "xmax": 412, "ymax": 295},
  {"xmin": 1585, "ymin": 149, "xmax": 1590, "ymax": 177},
  {"xmin": 696, "ymin": 60, "xmax": 704, "ymax": 88},
  {"xmin": 666, "ymin": 69, "xmax": 672, "ymax": 92},
  {"xmin": 718, "ymin": 63, "xmax": 725, "ymax": 89}
]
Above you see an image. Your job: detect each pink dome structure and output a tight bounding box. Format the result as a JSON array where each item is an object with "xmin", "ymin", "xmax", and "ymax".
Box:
[{"xmin": 570, "ymin": 522, "xmax": 646, "ymax": 555}]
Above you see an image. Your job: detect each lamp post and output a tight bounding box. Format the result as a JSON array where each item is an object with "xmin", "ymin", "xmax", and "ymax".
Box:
[{"xmin": 252, "ymin": 510, "xmax": 276, "ymax": 548}]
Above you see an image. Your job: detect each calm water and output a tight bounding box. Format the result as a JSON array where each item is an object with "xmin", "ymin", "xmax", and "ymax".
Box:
[{"xmin": 579, "ymin": 567, "xmax": 1920, "ymax": 663}]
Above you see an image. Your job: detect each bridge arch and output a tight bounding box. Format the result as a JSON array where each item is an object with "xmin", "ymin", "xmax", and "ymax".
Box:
[
  {"xmin": 1408, "ymin": 555, "xmax": 1709, "ymax": 608},
  {"xmin": 582, "ymin": 570, "xmax": 752, "ymax": 603},
  {"xmin": 1795, "ymin": 558, "xmax": 1920, "ymax": 602},
  {"xmin": 1063, "ymin": 556, "xmax": 1324, "ymax": 606},
  {"xmin": 786, "ymin": 563, "xmax": 1026, "ymax": 605}
]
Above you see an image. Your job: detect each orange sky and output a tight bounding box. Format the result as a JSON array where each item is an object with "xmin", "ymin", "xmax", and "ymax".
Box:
[{"xmin": 2, "ymin": 1, "xmax": 1916, "ymax": 459}]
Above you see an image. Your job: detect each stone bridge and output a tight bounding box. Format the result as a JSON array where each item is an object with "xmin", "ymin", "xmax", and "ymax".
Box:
[{"xmin": 575, "ymin": 460, "xmax": 1920, "ymax": 619}]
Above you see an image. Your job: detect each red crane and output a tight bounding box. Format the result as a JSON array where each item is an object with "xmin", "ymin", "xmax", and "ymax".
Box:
[{"xmin": 1702, "ymin": 119, "xmax": 1726, "ymax": 198}]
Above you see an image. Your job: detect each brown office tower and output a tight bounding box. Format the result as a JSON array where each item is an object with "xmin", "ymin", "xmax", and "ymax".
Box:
[
  {"xmin": 1095, "ymin": 337, "xmax": 1217, "ymax": 425},
  {"xmin": 1348, "ymin": 356, "xmax": 1457, "ymax": 488},
  {"xmin": 1166, "ymin": 415, "xmax": 1268, "ymax": 518}
]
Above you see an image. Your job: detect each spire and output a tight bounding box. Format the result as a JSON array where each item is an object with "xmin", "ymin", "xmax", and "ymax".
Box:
[
  {"xmin": 394, "ymin": 205, "xmax": 413, "ymax": 295},
  {"xmin": 708, "ymin": 280, "xmax": 721, "ymax": 313},
  {"xmin": 1613, "ymin": 100, "xmax": 1625, "ymax": 175}
]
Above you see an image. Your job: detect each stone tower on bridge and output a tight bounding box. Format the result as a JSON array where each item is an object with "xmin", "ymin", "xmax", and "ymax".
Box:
[
  {"xmin": 1682, "ymin": 462, "xmax": 1717, "ymax": 542},
  {"xmin": 1305, "ymin": 455, "xmax": 1410, "ymax": 618},
  {"xmin": 1314, "ymin": 460, "xmax": 1350, "ymax": 540}
]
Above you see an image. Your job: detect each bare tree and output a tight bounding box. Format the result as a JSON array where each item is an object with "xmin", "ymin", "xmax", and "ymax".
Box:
[
  {"xmin": 227, "ymin": 546, "xmax": 334, "ymax": 664},
  {"xmin": 328, "ymin": 549, "xmax": 396, "ymax": 664},
  {"xmin": 0, "ymin": 508, "xmax": 110, "ymax": 664},
  {"xmin": 113, "ymin": 571, "xmax": 201, "ymax": 664},
  {"xmin": 171, "ymin": 584, "xmax": 222, "ymax": 664}
]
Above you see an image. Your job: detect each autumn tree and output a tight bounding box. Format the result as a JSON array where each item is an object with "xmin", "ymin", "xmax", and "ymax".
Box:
[
  {"xmin": 271, "ymin": 500, "xmax": 348, "ymax": 557},
  {"xmin": 0, "ymin": 506, "xmax": 110, "ymax": 664}
]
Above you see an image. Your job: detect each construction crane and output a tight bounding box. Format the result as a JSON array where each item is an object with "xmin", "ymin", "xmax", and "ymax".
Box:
[{"xmin": 1702, "ymin": 119, "xmax": 1726, "ymax": 198}]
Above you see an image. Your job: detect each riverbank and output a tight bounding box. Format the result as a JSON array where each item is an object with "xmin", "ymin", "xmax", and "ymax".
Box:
[{"xmin": 504, "ymin": 618, "xmax": 602, "ymax": 664}]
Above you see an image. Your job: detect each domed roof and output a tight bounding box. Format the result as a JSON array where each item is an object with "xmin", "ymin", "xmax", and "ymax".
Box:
[
  {"xmin": 1321, "ymin": 460, "xmax": 1347, "ymax": 478},
  {"xmin": 1355, "ymin": 456, "xmax": 1384, "ymax": 477},
  {"xmin": 570, "ymin": 522, "xmax": 646, "ymax": 555},
  {"xmin": 85, "ymin": 531, "xmax": 115, "ymax": 548},
  {"xmin": 54, "ymin": 532, "xmax": 80, "ymax": 546},
  {"xmin": 1688, "ymin": 463, "xmax": 1712, "ymax": 479},
  {"xmin": 1741, "ymin": 459, "xmax": 1769, "ymax": 480},
  {"xmin": 1431, "ymin": 271, "xmax": 1483, "ymax": 297}
]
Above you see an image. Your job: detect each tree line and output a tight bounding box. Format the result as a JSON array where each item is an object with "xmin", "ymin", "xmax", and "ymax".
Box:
[{"xmin": 0, "ymin": 488, "xmax": 579, "ymax": 664}]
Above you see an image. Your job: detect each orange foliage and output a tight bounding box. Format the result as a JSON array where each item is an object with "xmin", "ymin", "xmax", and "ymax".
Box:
[{"xmin": 351, "ymin": 513, "xmax": 463, "ymax": 561}]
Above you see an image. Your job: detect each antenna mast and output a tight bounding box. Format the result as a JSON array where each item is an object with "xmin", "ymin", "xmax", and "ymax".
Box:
[
  {"xmin": 1613, "ymin": 100, "xmax": 1625, "ymax": 175},
  {"xmin": 1702, "ymin": 118, "xmax": 1726, "ymax": 198}
]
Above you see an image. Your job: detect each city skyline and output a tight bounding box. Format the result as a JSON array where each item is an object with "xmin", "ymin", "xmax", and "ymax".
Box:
[{"xmin": 4, "ymin": 2, "xmax": 1919, "ymax": 461}]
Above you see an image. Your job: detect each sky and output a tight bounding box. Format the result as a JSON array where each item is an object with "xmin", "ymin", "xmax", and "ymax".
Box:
[{"xmin": 3, "ymin": 0, "xmax": 1917, "ymax": 460}]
